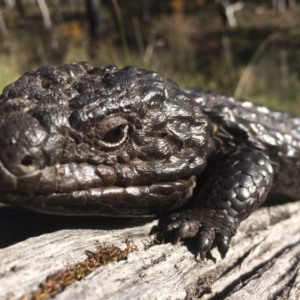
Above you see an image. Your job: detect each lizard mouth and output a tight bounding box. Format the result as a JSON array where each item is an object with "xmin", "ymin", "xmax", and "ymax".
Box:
[{"xmin": 0, "ymin": 161, "xmax": 196, "ymax": 216}]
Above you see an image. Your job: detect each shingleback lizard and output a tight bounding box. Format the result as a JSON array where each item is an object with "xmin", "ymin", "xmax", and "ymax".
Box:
[{"xmin": 0, "ymin": 63, "xmax": 299, "ymax": 260}]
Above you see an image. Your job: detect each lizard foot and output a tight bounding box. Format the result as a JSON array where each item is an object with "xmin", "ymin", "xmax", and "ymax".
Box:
[{"xmin": 165, "ymin": 208, "xmax": 236, "ymax": 260}]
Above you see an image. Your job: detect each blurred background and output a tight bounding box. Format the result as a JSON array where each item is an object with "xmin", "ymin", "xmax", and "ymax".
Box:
[{"xmin": 0, "ymin": 0, "xmax": 300, "ymax": 113}]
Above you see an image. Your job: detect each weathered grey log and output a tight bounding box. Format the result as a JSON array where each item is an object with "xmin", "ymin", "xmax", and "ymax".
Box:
[{"xmin": 0, "ymin": 201, "xmax": 300, "ymax": 300}]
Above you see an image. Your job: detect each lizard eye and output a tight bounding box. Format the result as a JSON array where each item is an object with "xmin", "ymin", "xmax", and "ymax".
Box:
[
  {"xmin": 102, "ymin": 124, "xmax": 129, "ymax": 145},
  {"xmin": 95, "ymin": 115, "xmax": 129, "ymax": 149}
]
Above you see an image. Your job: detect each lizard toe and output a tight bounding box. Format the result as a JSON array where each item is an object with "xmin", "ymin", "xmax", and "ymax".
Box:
[
  {"xmin": 197, "ymin": 226, "xmax": 215, "ymax": 261},
  {"xmin": 164, "ymin": 208, "xmax": 236, "ymax": 260},
  {"xmin": 216, "ymin": 231, "xmax": 231, "ymax": 259}
]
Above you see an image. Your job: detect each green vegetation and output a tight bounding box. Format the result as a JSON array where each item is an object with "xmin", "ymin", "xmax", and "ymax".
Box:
[
  {"xmin": 0, "ymin": 55, "xmax": 19, "ymax": 92},
  {"xmin": 0, "ymin": 1, "xmax": 300, "ymax": 113}
]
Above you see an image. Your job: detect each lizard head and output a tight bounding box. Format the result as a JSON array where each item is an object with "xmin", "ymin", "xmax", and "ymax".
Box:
[{"xmin": 0, "ymin": 63, "xmax": 214, "ymax": 216}]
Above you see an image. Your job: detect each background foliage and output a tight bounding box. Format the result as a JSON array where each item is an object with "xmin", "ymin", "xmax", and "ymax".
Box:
[{"xmin": 0, "ymin": 0, "xmax": 300, "ymax": 113}]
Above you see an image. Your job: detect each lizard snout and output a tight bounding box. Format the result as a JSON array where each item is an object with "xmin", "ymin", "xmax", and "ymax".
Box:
[{"xmin": 0, "ymin": 113, "xmax": 48, "ymax": 192}]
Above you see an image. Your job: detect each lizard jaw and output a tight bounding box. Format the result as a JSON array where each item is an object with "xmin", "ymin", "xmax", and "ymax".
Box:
[{"xmin": 0, "ymin": 175, "xmax": 196, "ymax": 217}]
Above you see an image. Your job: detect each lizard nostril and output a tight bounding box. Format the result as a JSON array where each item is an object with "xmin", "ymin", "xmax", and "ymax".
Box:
[{"xmin": 21, "ymin": 155, "xmax": 34, "ymax": 167}]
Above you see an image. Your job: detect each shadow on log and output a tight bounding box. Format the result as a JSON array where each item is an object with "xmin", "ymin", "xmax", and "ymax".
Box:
[{"xmin": 0, "ymin": 202, "xmax": 300, "ymax": 299}]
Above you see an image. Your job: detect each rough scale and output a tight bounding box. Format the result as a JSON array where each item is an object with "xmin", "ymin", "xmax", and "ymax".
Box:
[{"xmin": 0, "ymin": 62, "xmax": 299, "ymax": 260}]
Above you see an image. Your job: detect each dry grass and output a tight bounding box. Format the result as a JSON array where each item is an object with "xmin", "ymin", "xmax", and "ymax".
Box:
[{"xmin": 0, "ymin": 2, "xmax": 300, "ymax": 114}]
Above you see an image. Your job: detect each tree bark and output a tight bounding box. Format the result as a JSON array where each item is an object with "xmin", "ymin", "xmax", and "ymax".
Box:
[{"xmin": 0, "ymin": 201, "xmax": 300, "ymax": 299}]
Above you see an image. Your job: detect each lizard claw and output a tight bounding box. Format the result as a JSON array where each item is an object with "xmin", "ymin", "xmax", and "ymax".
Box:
[
  {"xmin": 216, "ymin": 231, "xmax": 230, "ymax": 259},
  {"xmin": 197, "ymin": 227, "xmax": 215, "ymax": 261},
  {"xmin": 165, "ymin": 209, "xmax": 235, "ymax": 260}
]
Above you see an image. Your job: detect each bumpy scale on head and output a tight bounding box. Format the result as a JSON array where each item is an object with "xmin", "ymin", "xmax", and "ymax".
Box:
[{"xmin": 0, "ymin": 63, "xmax": 214, "ymax": 216}]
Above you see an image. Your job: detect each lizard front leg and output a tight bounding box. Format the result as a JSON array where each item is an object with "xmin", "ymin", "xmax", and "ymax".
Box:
[{"xmin": 165, "ymin": 148, "xmax": 274, "ymax": 260}]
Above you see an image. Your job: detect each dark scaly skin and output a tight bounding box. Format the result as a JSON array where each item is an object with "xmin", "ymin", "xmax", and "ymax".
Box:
[{"xmin": 0, "ymin": 63, "xmax": 299, "ymax": 260}]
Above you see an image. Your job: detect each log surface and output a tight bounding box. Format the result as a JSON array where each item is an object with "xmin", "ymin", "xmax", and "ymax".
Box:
[{"xmin": 0, "ymin": 202, "xmax": 300, "ymax": 300}]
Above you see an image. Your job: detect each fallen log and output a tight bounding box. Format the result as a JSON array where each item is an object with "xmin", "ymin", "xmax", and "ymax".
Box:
[{"xmin": 0, "ymin": 201, "xmax": 300, "ymax": 300}]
